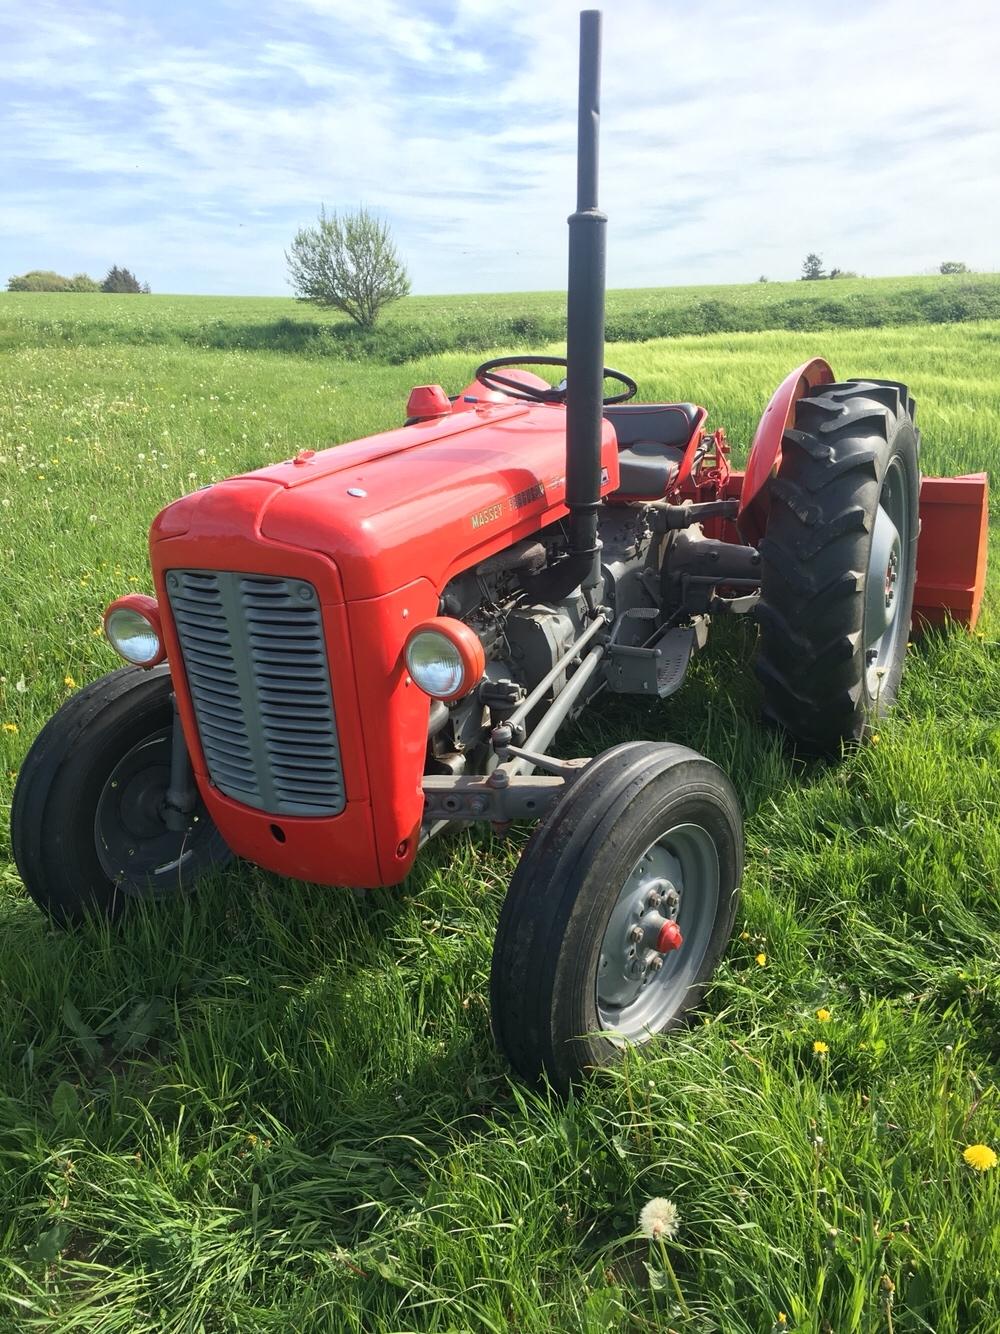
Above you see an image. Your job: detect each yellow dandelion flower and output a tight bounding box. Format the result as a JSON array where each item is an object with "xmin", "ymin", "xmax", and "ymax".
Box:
[
  {"xmin": 816, "ymin": 1008, "xmax": 832, "ymax": 1022},
  {"xmin": 638, "ymin": 1196, "xmax": 679, "ymax": 1241},
  {"xmin": 740, "ymin": 930, "xmax": 750, "ymax": 940},
  {"xmin": 64, "ymin": 675, "xmax": 77, "ymax": 689},
  {"xmin": 813, "ymin": 1040, "xmax": 829, "ymax": 1055},
  {"xmin": 963, "ymin": 1144, "xmax": 998, "ymax": 1172},
  {"xmin": 2, "ymin": 722, "xmax": 18, "ymax": 734},
  {"xmin": 871, "ymin": 733, "xmax": 881, "ymax": 744},
  {"xmin": 755, "ymin": 952, "xmax": 767, "ymax": 967}
]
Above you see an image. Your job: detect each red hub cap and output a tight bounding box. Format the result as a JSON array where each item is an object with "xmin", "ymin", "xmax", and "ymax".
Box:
[{"xmin": 655, "ymin": 920, "xmax": 684, "ymax": 953}]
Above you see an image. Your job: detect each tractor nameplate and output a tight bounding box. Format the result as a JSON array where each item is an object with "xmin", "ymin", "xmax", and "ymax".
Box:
[{"xmin": 471, "ymin": 503, "xmax": 504, "ymax": 529}]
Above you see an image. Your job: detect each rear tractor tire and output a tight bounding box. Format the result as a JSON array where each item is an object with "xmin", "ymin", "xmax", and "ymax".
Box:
[
  {"xmin": 756, "ymin": 378, "xmax": 920, "ymax": 754},
  {"xmin": 490, "ymin": 742, "xmax": 742, "ymax": 1091},
  {"xmin": 11, "ymin": 665, "xmax": 231, "ymax": 925}
]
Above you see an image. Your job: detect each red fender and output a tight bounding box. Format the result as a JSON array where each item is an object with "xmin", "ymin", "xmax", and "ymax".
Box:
[
  {"xmin": 737, "ymin": 358, "xmax": 835, "ymax": 545},
  {"xmin": 729, "ymin": 359, "xmax": 988, "ymax": 630}
]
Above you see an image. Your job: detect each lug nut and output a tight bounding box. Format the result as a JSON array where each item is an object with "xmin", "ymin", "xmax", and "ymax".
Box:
[{"xmin": 628, "ymin": 925, "xmax": 644, "ymax": 943}]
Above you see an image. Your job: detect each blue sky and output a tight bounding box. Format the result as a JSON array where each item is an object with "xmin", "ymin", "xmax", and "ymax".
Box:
[{"xmin": 2, "ymin": 0, "xmax": 998, "ymax": 295}]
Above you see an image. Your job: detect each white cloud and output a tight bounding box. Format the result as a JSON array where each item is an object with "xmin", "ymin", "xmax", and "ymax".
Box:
[{"xmin": 1, "ymin": 0, "xmax": 998, "ymax": 293}]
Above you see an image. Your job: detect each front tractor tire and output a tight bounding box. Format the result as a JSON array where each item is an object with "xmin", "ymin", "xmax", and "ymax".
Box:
[
  {"xmin": 756, "ymin": 378, "xmax": 920, "ymax": 754},
  {"xmin": 490, "ymin": 742, "xmax": 742, "ymax": 1091},
  {"xmin": 11, "ymin": 665, "xmax": 231, "ymax": 925}
]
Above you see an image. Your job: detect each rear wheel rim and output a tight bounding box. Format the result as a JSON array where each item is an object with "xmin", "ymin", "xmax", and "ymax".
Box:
[
  {"xmin": 596, "ymin": 822, "xmax": 720, "ymax": 1042},
  {"xmin": 864, "ymin": 456, "xmax": 913, "ymax": 698},
  {"xmin": 94, "ymin": 727, "xmax": 219, "ymax": 896}
]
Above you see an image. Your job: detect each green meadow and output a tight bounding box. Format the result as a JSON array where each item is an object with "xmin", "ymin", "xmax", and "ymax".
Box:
[
  {"xmin": 0, "ymin": 286, "xmax": 998, "ymax": 1332},
  {"xmin": 4, "ymin": 271, "xmax": 1000, "ymax": 362}
]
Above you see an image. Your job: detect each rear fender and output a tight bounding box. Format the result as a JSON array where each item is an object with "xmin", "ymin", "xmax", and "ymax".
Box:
[{"xmin": 737, "ymin": 358, "xmax": 835, "ymax": 545}]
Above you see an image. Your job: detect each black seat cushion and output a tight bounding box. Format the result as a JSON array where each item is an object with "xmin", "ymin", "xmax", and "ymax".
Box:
[
  {"xmin": 604, "ymin": 403, "xmax": 700, "ymax": 449},
  {"xmin": 615, "ymin": 439, "xmax": 686, "ymax": 496},
  {"xmin": 604, "ymin": 403, "xmax": 700, "ymax": 498}
]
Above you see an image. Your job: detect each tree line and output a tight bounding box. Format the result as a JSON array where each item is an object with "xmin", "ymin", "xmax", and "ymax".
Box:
[
  {"xmin": 7, "ymin": 266, "xmax": 150, "ymax": 293},
  {"xmin": 794, "ymin": 254, "xmax": 970, "ymax": 281}
]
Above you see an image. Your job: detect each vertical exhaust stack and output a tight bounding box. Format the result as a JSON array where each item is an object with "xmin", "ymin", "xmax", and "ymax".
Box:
[{"xmin": 564, "ymin": 8, "xmax": 607, "ymax": 599}]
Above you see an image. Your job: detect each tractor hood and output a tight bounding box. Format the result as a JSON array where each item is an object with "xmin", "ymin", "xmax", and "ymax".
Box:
[{"xmin": 153, "ymin": 398, "xmax": 621, "ymax": 599}]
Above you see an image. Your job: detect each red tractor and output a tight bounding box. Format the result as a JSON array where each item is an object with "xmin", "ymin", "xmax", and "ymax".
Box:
[{"xmin": 12, "ymin": 12, "xmax": 987, "ymax": 1091}]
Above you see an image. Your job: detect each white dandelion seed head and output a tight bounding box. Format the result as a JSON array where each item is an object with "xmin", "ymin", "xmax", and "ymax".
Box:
[{"xmin": 639, "ymin": 1196, "xmax": 679, "ymax": 1241}]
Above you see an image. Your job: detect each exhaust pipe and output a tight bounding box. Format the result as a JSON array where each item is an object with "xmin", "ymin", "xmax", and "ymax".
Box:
[
  {"xmin": 524, "ymin": 9, "xmax": 608, "ymax": 606},
  {"xmin": 564, "ymin": 8, "xmax": 607, "ymax": 597}
]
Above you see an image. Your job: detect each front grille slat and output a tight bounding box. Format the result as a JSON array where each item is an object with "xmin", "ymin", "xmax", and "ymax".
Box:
[{"xmin": 166, "ymin": 569, "xmax": 345, "ymax": 818}]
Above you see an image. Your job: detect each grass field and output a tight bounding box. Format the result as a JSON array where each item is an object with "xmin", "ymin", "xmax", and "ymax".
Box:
[
  {"xmin": 0, "ymin": 291, "xmax": 998, "ymax": 1332},
  {"xmin": 4, "ymin": 273, "xmax": 1000, "ymax": 363}
]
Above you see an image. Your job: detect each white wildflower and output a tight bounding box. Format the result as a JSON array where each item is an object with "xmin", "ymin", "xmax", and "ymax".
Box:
[{"xmin": 639, "ymin": 1197, "xmax": 679, "ymax": 1241}]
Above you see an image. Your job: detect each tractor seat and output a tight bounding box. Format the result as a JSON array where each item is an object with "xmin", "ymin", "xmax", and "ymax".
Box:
[{"xmin": 604, "ymin": 403, "xmax": 700, "ymax": 498}]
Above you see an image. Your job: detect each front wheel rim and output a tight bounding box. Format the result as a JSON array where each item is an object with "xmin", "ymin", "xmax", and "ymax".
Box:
[
  {"xmin": 596, "ymin": 822, "xmax": 720, "ymax": 1043},
  {"xmin": 94, "ymin": 727, "xmax": 219, "ymax": 896}
]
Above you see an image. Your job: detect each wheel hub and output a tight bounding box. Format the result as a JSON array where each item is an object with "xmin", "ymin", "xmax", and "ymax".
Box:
[
  {"xmin": 863, "ymin": 457, "xmax": 912, "ymax": 698},
  {"xmin": 596, "ymin": 823, "xmax": 720, "ymax": 1042},
  {"xmin": 655, "ymin": 919, "xmax": 684, "ymax": 953},
  {"xmin": 884, "ymin": 548, "xmax": 899, "ymax": 609},
  {"xmin": 94, "ymin": 728, "xmax": 222, "ymax": 896}
]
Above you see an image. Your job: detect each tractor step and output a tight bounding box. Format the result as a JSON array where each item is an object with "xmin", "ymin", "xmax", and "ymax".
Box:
[
  {"xmin": 655, "ymin": 627, "xmax": 696, "ymax": 696},
  {"xmin": 605, "ymin": 621, "xmax": 695, "ymax": 698}
]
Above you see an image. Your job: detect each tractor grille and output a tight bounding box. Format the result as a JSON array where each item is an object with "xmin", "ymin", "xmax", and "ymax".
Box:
[{"xmin": 165, "ymin": 569, "xmax": 346, "ymax": 818}]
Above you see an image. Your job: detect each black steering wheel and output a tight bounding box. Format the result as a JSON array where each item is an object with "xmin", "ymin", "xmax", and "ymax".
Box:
[{"xmin": 475, "ymin": 355, "xmax": 638, "ymax": 406}]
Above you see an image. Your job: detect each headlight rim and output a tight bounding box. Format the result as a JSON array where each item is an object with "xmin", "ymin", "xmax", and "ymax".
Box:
[
  {"xmin": 403, "ymin": 617, "xmax": 486, "ymax": 702},
  {"xmin": 103, "ymin": 594, "xmax": 166, "ymax": 668}
]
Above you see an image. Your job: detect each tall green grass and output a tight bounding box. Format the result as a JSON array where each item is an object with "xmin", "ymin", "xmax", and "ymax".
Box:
[
  {"xmin": 0, "ymin": 307, "xmax": 997, "ymax": 1331},
  {"xmin": 3, "ymin": 272, "xmax": 1000, "ymax": 363}
]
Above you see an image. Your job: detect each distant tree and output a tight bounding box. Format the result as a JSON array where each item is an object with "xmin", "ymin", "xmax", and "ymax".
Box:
[
  {"xmin": 801, "ymin": 253, "xmax": 825, "ymax": 281},
  {"xmin": 828, "ymin": 268, "xmax": 859, "ymax": 279},
  {"xmin": 141, "ymin": 281, "xmax": 151, "ymax": 294},
  {"xmin": 286, "ymin": 206, "xmax": 410, "ymax": 329},
  {"xmin": 7, "ymin": 269, "xmax": 71, "ymax": 291},
  {"xmin": 67, "ymin": 273, "xmax": 100, "ymax": 291},
  {"xmin": 101, "ymin": 265, "xmax": 143, "ymax": 293},
  {"xmin": 939, "ymin": 260, "xmax": 969, "ymax": 275},
  {"xmin": 757, "ymin": 274, "xmax": 768, "ymax": 283}
]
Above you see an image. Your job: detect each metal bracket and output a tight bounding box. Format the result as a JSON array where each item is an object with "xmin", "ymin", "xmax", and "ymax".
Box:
[
  {"xmin": 648, "ymin": 497, "xmax": 740, "ymax": 532},
  {"xmin": 422, "ymin": 773, "xmax": 568, "ymax": 823},
  {"xmin": 500, "ymin": 746, "xmax": 591, "ymax": 778},
  {"xmin": 711, "ymin": 590, "xmax": 760, "ymax": 615},
  {"xmin": 162, "ymin": 695, "xmax": 198, "ymax": 832}
]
